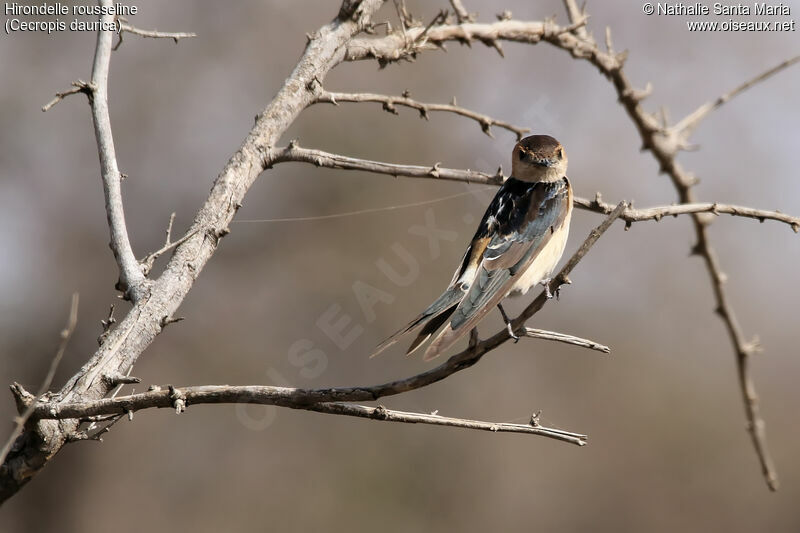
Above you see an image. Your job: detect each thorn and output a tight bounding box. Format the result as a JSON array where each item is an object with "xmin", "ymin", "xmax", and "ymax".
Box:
[
  {"xmin": 480, "ymin": 120, "xmax": 494, "ymax": 138},
  {"xmin": 496, "ymin": 10, "xmax": 512, "ymax": 21},
  {"xmin": 450, "ymin": 96, "xmax": 457, "ymax": 106},
  {"xmin": 489, "ymin": 39, "xmax": 504, "ymax": 57},
  {"xmin": 102, "ymin": 372, "xmax": 141, "ymax": 387},
  {"xmin": 382, "ymin": 100, "xmax": 399, "ymax": 115},
  {"xmin": 530, "ymin": 410, "xmax": 541, "ymax": 427},
  {"xmin": 288, "ymin": 138, "xmax": 299, "ymax": 150},
  {"xmin": 401, "ymin": 89, "xmax": 411, "ymax": 98},
  {"xmin": 168, "ymin": 385, "xmax": 186, "ymax": 414},
  {"xmin": 429, "ymin": 162, "xmax": 441, "ymax": 178},
  {"xmin": 690, "ymin": 243, "xmax": 703, "ymax": 256},
  {"xmin": 160, "ymin": 315, "xmax": 185, "ymax": 328},
  {"xmin": 624, "ymin": 220, "xmax": 632, "ymax": 231}
]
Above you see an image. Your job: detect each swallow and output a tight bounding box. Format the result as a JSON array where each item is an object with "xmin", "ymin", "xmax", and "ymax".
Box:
[{"xmin": 371, "ymin": 134, "xmax": 573, "ymax": 361}]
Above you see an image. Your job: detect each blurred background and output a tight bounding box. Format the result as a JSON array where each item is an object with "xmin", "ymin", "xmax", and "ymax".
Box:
[{"xmin": 1, "ymin": 1, "xmax": 799, "ymax": 531}]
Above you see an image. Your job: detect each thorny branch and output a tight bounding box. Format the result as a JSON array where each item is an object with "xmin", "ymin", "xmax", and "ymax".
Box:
[
  {"xmin": 114, "ymin": 18, "xmax": 197, "ymax": 51},
  {"xmin": 270, "ymin": 144, "xmax": 800, "ymax": 231},
  {"xmin": 32, "ymin": 204, "xmax": 627, "ymax": 446},
  {"xmin": 5, "ymin": 0, "xmax": 797, "ymax": 504},
  {"xmin": 89, "ymin": 0, "xmax": 148, "ymax": 301},
  {"xmin": 314, "ymin": 90, "xmax": 529, "ymax": 139},
  {"xmin": 342, "ymin": 2, "xmax": 798, "ymax": 489},
  {"xmin": 0, "ymin": 294, "xmax": 78, "ymax": 465}
]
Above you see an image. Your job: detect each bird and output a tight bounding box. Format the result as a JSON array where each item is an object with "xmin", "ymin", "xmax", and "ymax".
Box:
[{"xmin": 370, "ymin": 134, "xmax": 574, "ymax": 361}]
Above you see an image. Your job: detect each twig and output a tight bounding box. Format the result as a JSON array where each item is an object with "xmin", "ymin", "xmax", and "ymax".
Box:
[
  {"xmin": 346, "ymin": 12, "xmax": 796, "ymax": 488},
  {"xmin": 270, "ymin": 145, "xmax": 800, "ymax": 231},
  {"xmin": 0, "ymin": 0, "xmax": 388, "ymax": 504},
  {"xmin": 36, "ymin": 205, "xmax": 626, "ymax": 450},
  {"xmin": 140, "ymin": 214, "xmax": 199, "ymax": 276},
  {"xmin": 0, "ymin": 294, "xmax": 79, "ymax": 465},
  {"xmin": 315, "ymin": 91, "xmax": 529, "ymax": 139},
  {"xmin": 524, "ymin": 328, "xmax": 610, "ymax": 354},
  {"xmin": 269, "ymin": 142, "xmax": 503, "ymax": 184},
  {"xmin": 41, "ymin": 81, "xmax": 92, "ymax": 112},
  {"xmin": 114, "ymin": 19, "xmax": 196, "ymax": 51},
  {"xmin": 35, "ymin": 389, "xmax": 585, "ymax": 445},
  {"xmin": 557, "ymin": 6, "xmax": 790, "ymax": 491},
  {"xmin": 562, "ymin": 0, "xmax": 590, "ymax": 39},
  {"xmin": 672, "ymin": 55, "xmax": 800, "ymax": 142},
  {"xmin": 575, "ymin": 196, "xmax": 800, "ymax": 233},
  {"xmin": 449, "ymin": 0, "xmax": 476, "ymax": 23},
  {"xmin": 88, "ymin": 0, "xmax": 147, "ymax": 301}
]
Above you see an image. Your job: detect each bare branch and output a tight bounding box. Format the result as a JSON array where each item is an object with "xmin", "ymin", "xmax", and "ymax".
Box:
[
  {"xmin": 673, "ymin": 55, "xmax": 800, "ymax": 141},
  {"xmin": 449, "ymin": 0, "xmax": 476, "ymax": 23},
  {"xmin": 41, "ymin": 81, "xmax": 92, "ymax": 112},
  {"xmin": 114, "ymin": 19, "xmax": 196, "ymax": 51},
  {"xmin": 270, "ymin": 145, "xmax": 800, "ymax": 231},
  {"xmin": 556, "ymin": 5, "xmax": 787, "ymax": 490},
  {"xmin": 0, "ymin": 0, "xmax": 387, "ymax": 504},
  {"xmin": 34, "ymin": 386, "xmax": 586, "ymax": 445},
  {"xmin": 345, "ymin": 8, "xmax": 796, "ymax": 488},
  {"xmin": 140, "ymin": 214, "xmax": 199, "ymax": 276},
  {"xmin": 0, "ymin": 294, "xmax": 79, "ymax": 465},
  {"xmin": 88, "ymin": 1, "xmax": 148, "ymax": 301},
  {"xmin": 562, "ymin": 0, "xmax": 590, "ymax": 39},
  {"xmin": 576, "ymin": 195, "xmax": 800, "ymax": 233},
  {"xmin": 524, "ymin": 328, "xmax": 610, "ymax": 354},
  {"xmin": 314, "ymin": 90, "xmax": 529, "ymax": 139},
  {"xmin": 34, "ymin": 204, "xmax": 626, "ymax": 454},
  {"xmin": 269, "ymin": 143, "xmax": 503, "ymax": 184}
]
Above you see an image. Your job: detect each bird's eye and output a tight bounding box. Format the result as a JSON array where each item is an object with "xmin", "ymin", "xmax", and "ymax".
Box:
[
  {"xmin": 518, "ymin": 150, "xmax": 525, "ymax": 161},
  {"xmin": 557, "ymin": 148, "xmax": 564, "ymax": 159}
]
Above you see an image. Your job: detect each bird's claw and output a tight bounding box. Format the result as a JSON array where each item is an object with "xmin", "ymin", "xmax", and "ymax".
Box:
[
  {"xmin": 506, "ymin": 322, "xmax": 520, "ymax": 343},
  {"xmin": 540, "ymin": 278, "xmax": 553, "ymax": 299}
]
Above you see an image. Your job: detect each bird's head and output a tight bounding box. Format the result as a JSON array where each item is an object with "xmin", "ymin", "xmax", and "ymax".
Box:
[{"xmin": 511, "ymin": 135, "xmax": 567, "ymax": 183}]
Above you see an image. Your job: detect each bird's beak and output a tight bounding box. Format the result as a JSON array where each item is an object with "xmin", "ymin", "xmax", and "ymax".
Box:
[{"xmin": 531, "ymin": 156, "xmax": 556, "ymax": 168}]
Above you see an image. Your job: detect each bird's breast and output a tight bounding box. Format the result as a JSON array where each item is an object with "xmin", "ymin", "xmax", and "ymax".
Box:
[{"xmin": 508, "ymin": 209, "xmax": 572, "ymax": 296}]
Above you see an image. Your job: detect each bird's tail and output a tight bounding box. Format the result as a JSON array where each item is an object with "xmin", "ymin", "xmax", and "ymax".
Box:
[{"xmin": 369, "ymin": 286, "xmax": 462, "ymax": 358}]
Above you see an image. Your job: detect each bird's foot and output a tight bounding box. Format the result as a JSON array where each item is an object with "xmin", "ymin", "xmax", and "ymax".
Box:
[
  {"xmin": 540, "ymin": 278, "xmax": 553, "ymax": 299},
  {"xmin": 497, "ymin": 303, "xmax": 519, "ymax": 343},
  {"xmin": 506, "ymin": 322, "xmax": 520, "ymax": 343}
]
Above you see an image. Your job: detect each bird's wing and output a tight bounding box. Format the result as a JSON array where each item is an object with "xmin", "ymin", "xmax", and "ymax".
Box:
[
  {"xmin": 423, "ymin": 177, "xmax": 571, "ymax": 360},
  {"xmin": 368, "ymin": 236, "xmax": 491, "ymax": 358}
]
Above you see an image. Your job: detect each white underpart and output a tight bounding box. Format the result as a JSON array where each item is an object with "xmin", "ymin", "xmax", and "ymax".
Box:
[{"xmin": 508, "ymin": 208, "xmax": 572, "ymax": 296}]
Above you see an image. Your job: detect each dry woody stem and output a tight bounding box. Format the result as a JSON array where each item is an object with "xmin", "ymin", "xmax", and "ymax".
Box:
[{"xmin": 3, "ymin": 0, "xmax": 797, "ymax": 504}]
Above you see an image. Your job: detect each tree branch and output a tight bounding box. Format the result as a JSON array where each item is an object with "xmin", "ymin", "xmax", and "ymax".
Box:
[
  {"xmin": 89, "ymin": 0, "xmax": 147, "ymax": 301},
  {"xmin": 672, "ymin": 55, "xmax": 800, "ymax": 142},
  {"xmin": 270, "ymin": 145, "xmax": 800, "ymax": 231},
  {"xmin": 524, "ymin": 328, "xmax": 610, "ymax": 354},
  {"xmin": 114, "ymin": 19, "xmax": 197, "ymax": 51},
  {"xmin": 314, "ymin": 90, "xmax": 529, "ymax": 139},
  {"xmin": 0, "ymin": 0, "xmax": 388, "ymax": 505},
  {"xmin": 33, "ymin": 386, "xmax": 586, "ymax": 446},
  {"xmin": 341, "ymin": 10, "xmax": 797, "ymax": 488},
  {"xmin": 33, "ymin": 205, "xmax": 626, "ymax": 451},
  {"xmin": 0, "ymin": 294, "xmax": 78, "ymax": 466}
]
